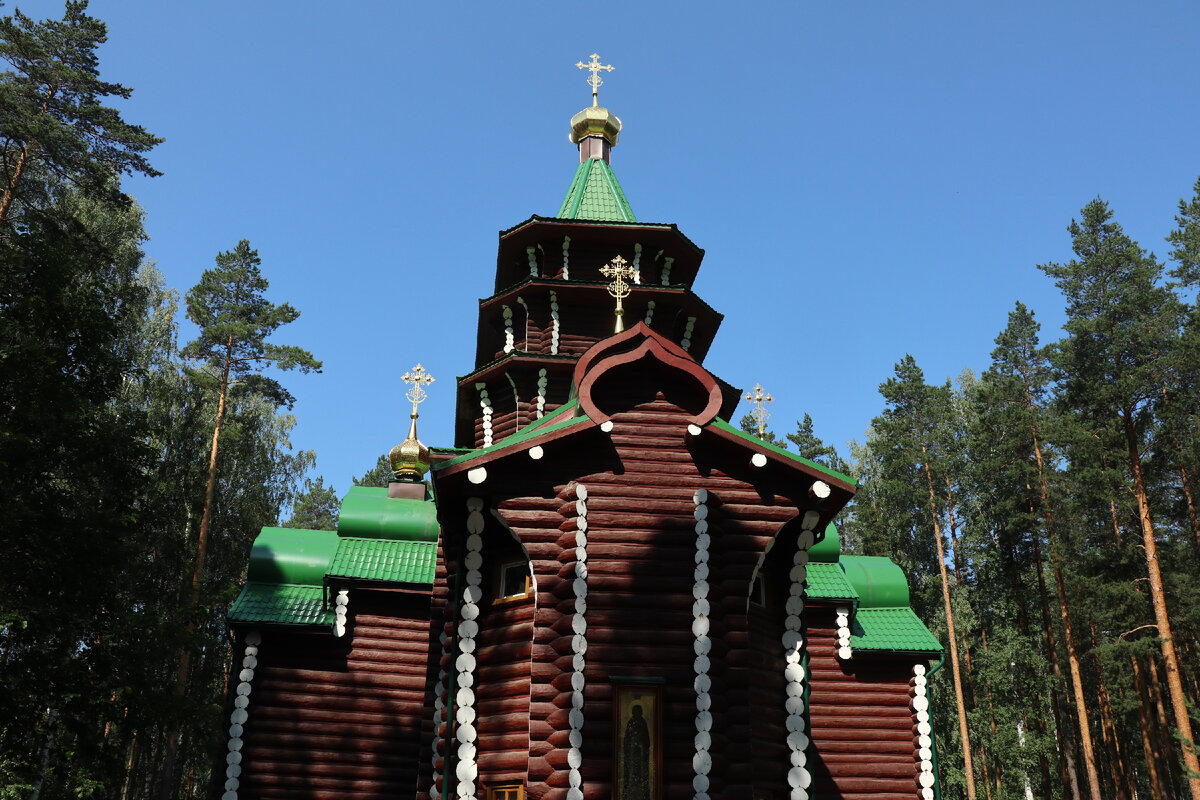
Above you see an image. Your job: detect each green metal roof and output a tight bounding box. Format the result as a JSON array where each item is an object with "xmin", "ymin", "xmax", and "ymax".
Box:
[
  {"xmin": 709, "ymin": 417, "xmax": 857, "ymax": 487},
  {"xmin": 557, "ymin": 159, "xmax": 637, "ymax": 222},
  {"xmin": 229, "ymin": 583, "xmax": 332, "ymax": 626},
  {"xmin": 809, "ymin": 522, "xmax": 840, "ymax": 562},
  {"xmin": 851, "ymin": 607, "xmax": 943, "ymax": 653},
  {"xmin": 804, "ymin": 562, "xmax": 859, "ymax": 601},
  {"xmin": 337, "ymin": 486, "xmax": 439, "ymax": 541},
  {"xmin": 434, "ymin": 398, "xmax": 590, "ymax": 471},
  {"xmin": 328, "ymin": 537, "xmax": 438, "ymax": 584},
  {"xmin": 840, "ymin": 555, "xmax": 911, "ymax": 608},
  {"xmin": 248, "ymin": 528, "xmax": 338, "ymax": 585}
]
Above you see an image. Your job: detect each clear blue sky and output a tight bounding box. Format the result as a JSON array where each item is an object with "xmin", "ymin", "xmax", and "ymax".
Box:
[{"xmin": 18, "ymin": 1, "xmax": 1200, "ymax": 498}]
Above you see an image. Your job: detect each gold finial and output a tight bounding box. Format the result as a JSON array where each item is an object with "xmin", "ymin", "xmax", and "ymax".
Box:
[
  {"xmin": 402, "ymin": 363, "xmax": 436, "ymax": 415},
  {"xmin": 390, "ymin": 363, "xmax": 437, "ymax": 480},
  {"xmin": 744, "ymin": 384, "xmax": 774, "ymax": 439},
  {"xmin": 599, "ymin": 254, "xmax": 636, "ymax": 333},
  {"xmin": 576, "ymin": 53, "xmax": 614, "ymax": 107}
]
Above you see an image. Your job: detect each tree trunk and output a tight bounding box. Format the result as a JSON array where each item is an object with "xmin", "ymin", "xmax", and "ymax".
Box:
[
  {"xmin": 1148, "ymin": 654, "xmax": 1182, "ymax": 794},
  {"xmin": 1091, "ymin": 626, "xmax": 1130, "ymax": 800},
  {"xmin": 920, "ymin": 444, "xmax": 976, "ymax": 800},
  {"xmin": 1132, "ymin": 656, "xmax": 1167, "ymax": 800},
  {"xmin": 1180, "ymin": 463, "xmax": 1200, "ymax": 553},
  {"xmin": 1122, "ymin": 407, "xmax": 1200, "ymax": 800},
  {"xmin": 1032, "ymin": 532, "xmax": 1081, "ymax": 800},
  {"xmin": 160, "ymin": 337, "xmax": 234, "ymax": 800},
  {"xmin": 0, "ymin": 143, "xmax": 30, "ymax": 227},
  {"xmin": 980, "ymin": 629, "xmax": 1002, "ymax": 799},
  {"xmin": 1024, "ymin": 405, "xmax": 1102, "ymax": 800},
  {"xmin": 944, "ymin": 469, "xmax": 965, "ymax": 585}
]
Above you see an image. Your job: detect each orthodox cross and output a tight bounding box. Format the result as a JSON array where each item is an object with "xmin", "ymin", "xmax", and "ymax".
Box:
[
  {"xmin": 599, "ymin": 254, "xmax": 636, "ymax": 333},
  {"xmin": 745, "ymin": 384, "xmax": 774, "ymax": 439},
  {"xmin": 576, "ymin": 53, "xmax": 614, "ymax": 107},
  {"xmin": 402, "ymin": 363, "xmax": 436, "ymax": 417}
]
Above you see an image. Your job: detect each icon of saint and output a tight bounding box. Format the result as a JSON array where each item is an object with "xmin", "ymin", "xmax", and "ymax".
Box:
[{"xmin": 621, "ymin": 703, "xmax": 651, "ymax": 800}]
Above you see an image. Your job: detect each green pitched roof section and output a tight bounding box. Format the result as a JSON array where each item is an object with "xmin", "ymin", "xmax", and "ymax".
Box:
[
  {"xmin": 804, "ymin": 562, "xmax": 859, "ymax": 601},
  {"xmin": 709, "ymin": 417, "xmax": 857, "ymax": 487},
  {"xmin": 337, "ymin": 486, "xmax": 438, "ymax": 541},
  {"xmin": 851, "ymin": 607, "xmax": 943, "ymax": 653},
  {"xmin": 433, "ymin": 398, "xmax": 590, "ymax": 471},
  {"xmin": 840, "ymin": 555, "xmax": 911, "ymax": 608},
  {"xmin": 248, "ymin": 528, "xmax": 338, "ymax": 584},
  {"xmin": 809, "ymin": 522, "xmax": 841, "ymax": 563},
  {"xmin": 328, "ymin": 538, "xmax": 438, "ymax": 585},
  {"xmin": 229, "ymin": 583, "xmax": 332, "ymax": 626},
  {"xmin": 557, "ymin": 158, "xmax": 637, "ymax": 222}
]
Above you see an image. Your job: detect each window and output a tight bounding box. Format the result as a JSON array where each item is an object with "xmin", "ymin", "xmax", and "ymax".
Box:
[
  {"xmin": 497, "ymin": 560, "xmax": 531, "ymax": 602},
  {"xmin": 486, "ymin": 784, "xmax": 524, "ymax": 800},
  {"xmin": 749, "ymin": 574, "xmax": 767, "ymax": 607}
]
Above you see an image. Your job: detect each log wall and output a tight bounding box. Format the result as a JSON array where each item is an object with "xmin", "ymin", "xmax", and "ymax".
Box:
[{"xmin": 239, "ymin": 590, "xmax": 432, "ymax": 800}]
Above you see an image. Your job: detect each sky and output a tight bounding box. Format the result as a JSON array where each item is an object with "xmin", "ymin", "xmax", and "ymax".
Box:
[{"xmin": 14, "ymin": 1, "xmax": 1200, "ymax": 500}]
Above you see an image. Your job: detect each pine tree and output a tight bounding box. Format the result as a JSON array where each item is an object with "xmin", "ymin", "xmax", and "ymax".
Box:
[
  {"xmin": 282, "ymin": 476, "xmax": 340, "ymax": 530},
  {"xmin": 1040, "ymin": 199, "xmax": 1200, "ymax": 799},
  {"xmin": 0, "ymin": 1, "xmax": 161, "ymax": 227},
  {"xmin": 162, "ymin": 240, "xmax": 321, "ymax": 794}
]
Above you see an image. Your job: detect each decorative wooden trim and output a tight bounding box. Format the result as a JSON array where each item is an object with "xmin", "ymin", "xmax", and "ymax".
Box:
[
  {"xmin": 681, "ymin": 316, "xmax": 696, "ymax": 352},
  {"xmin": 476, "ymin": 383, "xmax": 493, "ymax": 447},
  {"xmin": 835, "ymin": 607, "xmax": 852, "ymax": 660},
  {"xmin": 566, "ymin": 484, "xmax": 590, "ymax": 800},
  {"xmin": 536, "ymin": 369, "xmax": 548, "ymax": 419},
  {"xmin": 691, "ymin": 489, "xmax": 714, "ymax": 800},
  {"xmin": 661, "ymin": 256, "xmax": 674, "ymax": 286},
  {"xmin": 526, "ymin": 246, "xmax": 538, "ymax": 278},
  {"xmin": 573, "ymin": 323, "xmax": 723, "ymax": 427},
  {"xmin": 612, "ymin": 681, "xmax": 663, "ymax": 800},
  {"xmin": 783, "ymin": 513, "xmax": 820, "ymax": 800},
  {"xmin": 561, "ymin": 236, "xmax": 571, "ymax": 280},
  {"xmin": 333, "ymin": 589, "xmax": 349, "ymax": 638},
  {"xmin": 502, "ymin": 306, "xmax": 515, "ymax": 354},
  {"xmin": 913, "ymin": 663, "xmax": 936, "ymax": 800},
  {"xmin": 221, "ymin": 630, "xmax": 261, "ymax": 800},
  {"xmin": 454, "ymin": 498, "xmax": 487, "ymax": 799},
  {"xmin": 632, "ymin": 243, "xmax": 643, "ymax": 284},
  {"xmin": 549, "ymin": 291, "xmax": 560, "ymax": 355},
  {"xmin": 643, "ymin": 299, "xmax": 656, "ymax": 326},
  {"xmin": 430, "ymin": 626, "xmax": 450, "ymax": 800}
]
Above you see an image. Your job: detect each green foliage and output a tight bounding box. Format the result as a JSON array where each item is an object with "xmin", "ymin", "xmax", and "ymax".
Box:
[
  {"xmin": 786, "ymin": 413, "xmax": 851, "ymax": 475},
  {"xmin": 354, "ymin": 453, "xmax": 394, "ymax": 487},
  {"xmin": 737, "ymin": 412, "xmax": 787, "ymax": 447},
  {"xmin": 0, "ymin": 1, "xmax": 161, "ymax": 226},
  {"xmin": 283, "ymin": 476, "xmax": 341, "ymax": 530},
  {"xmin": 182, "ymin": 239, "xmax": 321, "ymax": 407}
]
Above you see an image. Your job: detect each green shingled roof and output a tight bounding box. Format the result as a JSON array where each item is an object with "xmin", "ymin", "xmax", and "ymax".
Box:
[
  {"xmin": 328, "ymin": 537, "xmax": 438, "ymax": 584},
  {"xmin": 851, "ymin": 607, "xmax": 943, "ymax": 653},
  {"xmin": 558, "ymin": 158, "xmax": 637, "ymax": 222},
  {"xmin": 229, "ymin": 583, "xmax": 332, "ymax": 626},
  {"xmin": 804, "ymin": 562, "xmax": 859, "ymax": 601}
]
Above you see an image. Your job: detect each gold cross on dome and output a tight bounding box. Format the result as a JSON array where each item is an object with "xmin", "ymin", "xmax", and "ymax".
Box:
[
  {"xmin": 401, "ymin": 363, "xmax": 436, "ymax": 415},
  {"xmin": 576, "ymin": 53, "xmax": 614, "ymax": 106},
  {"xmin": 745, "ymin": 384, "xmax": 774, "ymax": 438},
  {"xmin": 600, "ymin": 254, "xmax": 636, "ymax": 333}
]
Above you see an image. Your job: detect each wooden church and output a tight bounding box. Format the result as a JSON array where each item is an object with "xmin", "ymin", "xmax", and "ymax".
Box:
[{"xmin": 222, "ymin": 58, "xmax": 944, "ymax": 800}]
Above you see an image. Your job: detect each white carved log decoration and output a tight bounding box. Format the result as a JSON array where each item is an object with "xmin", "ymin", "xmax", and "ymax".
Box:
[
  {"xmin": 536, "ymin": 369, "xmax": 548, "ymax": 419},
  {"xmin": 566, "ymin": 484, "xmax": 590, "ymax": 800},
  {"xmin": 430, "ymin": 628, "xmax": 450, "ymax": 800},
  {"xmin": 526, "ymin": 245, "xmax": 538, "ymax": 277},
  {"xmin": 549, "ymin": 291, "xmax": 560, "ymax": 355},
  {"xmin": 835, "ymin": 606, "xmax": 852, "ymax": 660},
  {"xmin": 561, "ymin": 236, "xmax": 571, "ymax": 280},
  {"xmin": 913, "ymin": 663, "xmax": 936, "ymax": 800},
  {"xmin": 476, "ymin": 383, "xmax": 493, "ymax": 447},
  {"xmin": 454, "ymin": 498, "xmax": 487, "ymax": 800},
  {"xmin": 506, "ymin": 373, "xmax": 520, "ymax": 433},
  {"xmin": 782, "ymin": 512, "xmax": 820, "ymax": 800},
  {"xmin": 644, "ymin": 299, "xmax": 656, "ymax": 326},
  {"xmin": 333, "ymin": 589, "xmax": 349, "ymax": 638},
  {"xmin": 632, "ymin": 243, "xmax": 642, "ymax": 284},
  {"xmin": 691, "ymin": 489, "xmax": 714, "ymax": 800},
  {"xmin": 516, "ymin": 296, "xmax": 529, "ymax": 349},
  {"xmin": 681, "ymin": 316, "xmax": 697, "ymax": 352},
  {"xmin": 661, "ymin": 255, "xmax": 674, "ymax": 286},
  {"xmin": 502, "ymin": 305, "xmax": 514, "ymax": 354},
  {"xmin": 221, "ymin": 630, "xmax": 261, "ymax": 800}
]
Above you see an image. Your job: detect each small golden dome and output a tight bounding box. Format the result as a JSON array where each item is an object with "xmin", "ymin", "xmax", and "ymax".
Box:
[
  {"xmin": 569, "ymin": 105, "xmax": 622, "ymax": 147},
  {"xmin": 389, "ymin": 414, "xmax": 430, "ymax": 480}
]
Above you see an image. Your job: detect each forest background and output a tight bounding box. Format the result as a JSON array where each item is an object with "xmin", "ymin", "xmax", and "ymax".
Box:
[{"xmin": 2, "ymin": 3, "xmax": 1200, "ymax": 800}]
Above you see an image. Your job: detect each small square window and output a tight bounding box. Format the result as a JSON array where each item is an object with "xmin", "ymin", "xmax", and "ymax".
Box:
[
  {"xmin": 497, "ymin": 561, "xmax": 531, "ymax": 601},
  {"xmin": 487, "ymin": 783, "xmax": 525, "ymax": 800}
]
